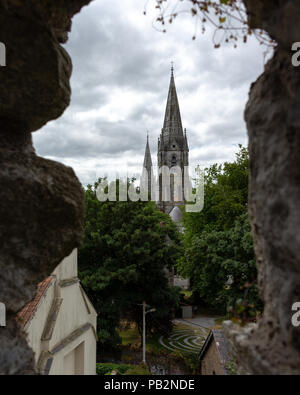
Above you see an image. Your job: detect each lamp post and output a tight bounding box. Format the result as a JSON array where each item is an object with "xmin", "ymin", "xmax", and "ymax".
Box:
[{"xmin": 142, "ymin": 301, "xmax": 156, "ymax": 364}]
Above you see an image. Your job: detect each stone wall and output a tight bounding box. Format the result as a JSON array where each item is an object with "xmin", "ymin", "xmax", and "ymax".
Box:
[
  {"xmin": 223, "ymin": 0, "xmax": 300, "ymax": 374},
  {"xmin": 0, "ymin": 0, "xmax": 92, "ymax": 375}
]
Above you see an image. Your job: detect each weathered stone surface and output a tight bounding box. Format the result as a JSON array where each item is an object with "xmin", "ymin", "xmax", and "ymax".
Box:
[
  {"xmin": 0, "ymin": 316, "xmax": 35, "ymax": 375},
  {"xmin": 0, "ymin": 0, "xmax": 92, "ymax": 132},
  {"xmin": 0, "ymin": 1, "xmax": 93, "ymax": 43},
  {"xmin": 0, "ymin": 132, "xmax": 85, "ymax": 313},
  {"xmin": 0, "ymin": 127, "xmax": 85, "ymax": 375},
  {"xmin": 0, "ymin": 0, "xmax": 91, "ymax": 375},
  {"xmin": 224, "ymin": 0, "xmax": 300, "ymax": 375},
  {"xmin": 0, "ymin": 13, "xmax": 72, "ymax": 132},
  {"xmin": 244, "ymin": 0, "xmax": 300, "ymax": 49},
  {"xmin": 222, "ymin": 321, "xmax": 257, "ymax": 375}
]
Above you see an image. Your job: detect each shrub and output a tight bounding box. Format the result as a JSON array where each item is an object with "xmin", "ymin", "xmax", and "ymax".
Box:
[
  {"xmin": 96, "ymin": 363, "xmax": 132, "ymax": 375},
  {"xmin": 123, "ymin": 363, "xmax": 151, "ymax": 375}
]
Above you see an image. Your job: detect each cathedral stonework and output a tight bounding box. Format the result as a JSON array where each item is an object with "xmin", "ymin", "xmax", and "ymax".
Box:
[{"xmin": 142, "ymin": 67, "xmax": 189, "ymax": 213}]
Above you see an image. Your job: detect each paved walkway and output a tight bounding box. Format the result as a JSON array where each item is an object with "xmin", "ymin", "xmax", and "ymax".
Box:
[{"xmin": 174, "ymin": 315, "xmax": 220, "ymax": 330}]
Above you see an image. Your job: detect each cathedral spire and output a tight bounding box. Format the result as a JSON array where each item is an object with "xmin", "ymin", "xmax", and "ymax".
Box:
[
  {"xmin": 143, "ymin": 132, "xmax": 152, "ymax": 170},
  {"xmin": 142, "ymin": 132, "xmax": 153, "ymax": 199},
  {"xmin": 162, "ymin": 65, "xmax": 183, "ymax": 137},
  {"xmin": 157, "ymin": 68, "xmax": 189, "ymax": 213}
]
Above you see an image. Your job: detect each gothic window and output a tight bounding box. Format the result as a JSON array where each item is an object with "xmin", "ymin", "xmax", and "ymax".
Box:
[{"xmin": 171, "ymin": 155, "xmax": 177, "ymax": 167}]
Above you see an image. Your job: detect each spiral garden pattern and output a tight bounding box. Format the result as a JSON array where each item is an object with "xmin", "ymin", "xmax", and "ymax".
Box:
[{"xmin": 159, "ymin": 327, "xmax": 208, "ymax": 354}]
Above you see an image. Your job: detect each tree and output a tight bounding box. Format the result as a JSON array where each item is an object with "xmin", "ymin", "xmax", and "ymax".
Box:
[
  {"xmin": 78, "ymin": 179, "xmax": 182, "ymax": 350},
  {"xmin": 183, "ymin": 145, "xmax": 249, "ymax": 237},
  {"xmin": 177, "ymin": 146, "xmax": 262, "ymax": 317},
  {"xmin": 178, "ymin": 213, "xmax": 261, "ymax": 315},
  {"xmin": 147, "ymin": 0, "xmax": 274, "ymax": 48}
]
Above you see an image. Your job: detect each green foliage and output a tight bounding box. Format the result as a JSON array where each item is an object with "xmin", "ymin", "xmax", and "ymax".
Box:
[
  {"xmin": 181, "ymin": 353, "xmax": 201, "ymax": 375},
  {"xmin": 96, "ymin": 363, "xmax": 133, "ymax": 375},
  {"xmin": 171, "ymin": 350, "xmax": 200, "ymax": 374},
  {"xmin": 183, "ymin": 145, "xmax": 249, "ymax": 237},
  {"xmin": 79, "ymin": 178, "xmax": 182, "ymax": 350},
  {"xmin": 96, "ymin": 362, "xmax": 151, "ymax": 375},
  {"xmin": 96, "ymin": 362, "xmax": 150, "ymax": 375},
  {"xmin": 225, "ymin": 358, "xmax": 237, "ymax": 375},
  {"xmin": 178, "ymin": 146, "xmax": 262, "ymax": 317},
  {"xmin": 123, "ymin": 363, "xmax": 151, "ymax": 375},
  {"xmin": 178, "ymin": 213, "xmax": 261, "ymax": 313}
]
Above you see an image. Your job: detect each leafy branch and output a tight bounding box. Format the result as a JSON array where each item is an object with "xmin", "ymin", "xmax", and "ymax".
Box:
[{"xmin": 144, "ymin": 0, "xmax": 275, "ymax": 48}]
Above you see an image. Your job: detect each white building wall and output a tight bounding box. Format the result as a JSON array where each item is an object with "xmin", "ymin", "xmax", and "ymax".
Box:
[
  {"xmin": 23, "ymin": 249, "xmax": 97, "ymax": 375},
  {"xmin": 49, "ymin": 283, "xmax": 91, "ymax": 348},
  {"xmin": 174, "ymin": 275, "xmax": 190, "ymax": 290},
  {"xmin": 50, "ymin": 329, "xmax": 96, "ymax": 375},
  {"xmin": 53, "ymin": 249, "xmax": 77, "ymax": 280}
]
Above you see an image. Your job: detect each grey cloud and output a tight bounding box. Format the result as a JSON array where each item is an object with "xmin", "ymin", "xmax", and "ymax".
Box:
[
  {"xmin": 34, "ymin": 118, "xmax": 146, "ymax": 159},
  {"xmin": 33, "ymin": 0, "xmax": 266, "ymax": 186}
]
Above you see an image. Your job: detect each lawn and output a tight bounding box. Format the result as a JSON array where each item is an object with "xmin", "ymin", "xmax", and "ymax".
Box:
[
  {"xmin": 117, "ymin": 321, "xmax": 205, "ymax": 374},
  {"xmin": 119, "ymin": 323, "xmax": 140, "ymax": 346},
  {"xmin": 118, "ymin": 322, "xmax": 166, "ymax": 354},
  {"xmin": 119, "ymin": 321, "xmax": 206, "ymax": 355}
]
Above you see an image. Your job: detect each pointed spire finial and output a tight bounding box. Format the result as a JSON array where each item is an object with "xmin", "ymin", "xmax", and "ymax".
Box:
[
  {"xmin": 162, "ymin": 62, "xmax": 183, "ymax": 136},
  {"xmin": 171, "ymin": 61, "xmax": 174, "ymax": 76}
]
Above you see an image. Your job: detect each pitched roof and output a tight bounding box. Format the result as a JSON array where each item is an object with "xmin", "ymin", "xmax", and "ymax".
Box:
[
  {"xmin": 17, "ymin": 277, "xmax": 54, "ymax": 329},
  {"xmin": 199, "ymin": 330, "xmax": 230, "ymax": 372}
]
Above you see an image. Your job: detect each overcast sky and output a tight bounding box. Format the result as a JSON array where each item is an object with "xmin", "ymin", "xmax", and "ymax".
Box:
[{"xmin": 33, "ymin": 0, "xmax": 269, "ymax": 186}]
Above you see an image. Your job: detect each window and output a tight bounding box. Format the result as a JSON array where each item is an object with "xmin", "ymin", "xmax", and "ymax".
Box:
[{"xmin": 171, "ymin": 156, "xmax": 176, "ymax": 167}]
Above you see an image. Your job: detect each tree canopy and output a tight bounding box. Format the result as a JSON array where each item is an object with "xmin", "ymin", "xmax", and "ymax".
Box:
[
  {"xmin": 78, "ymin": 179, "xmax": 182, "ymax": 350},
  {"xmin": 177, "ymin": 146, "xmax": 262, "ymax": 320}
]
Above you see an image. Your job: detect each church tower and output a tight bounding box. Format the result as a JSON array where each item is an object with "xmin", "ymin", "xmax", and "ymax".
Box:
[{"xmin": 157, "ymin": 66, "xmax": 189, "ymax": 213}]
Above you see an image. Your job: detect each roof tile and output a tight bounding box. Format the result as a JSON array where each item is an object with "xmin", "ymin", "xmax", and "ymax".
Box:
[{"xmin": 17, "ymin": 277, "xmax": 53, "ymax": 329}]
